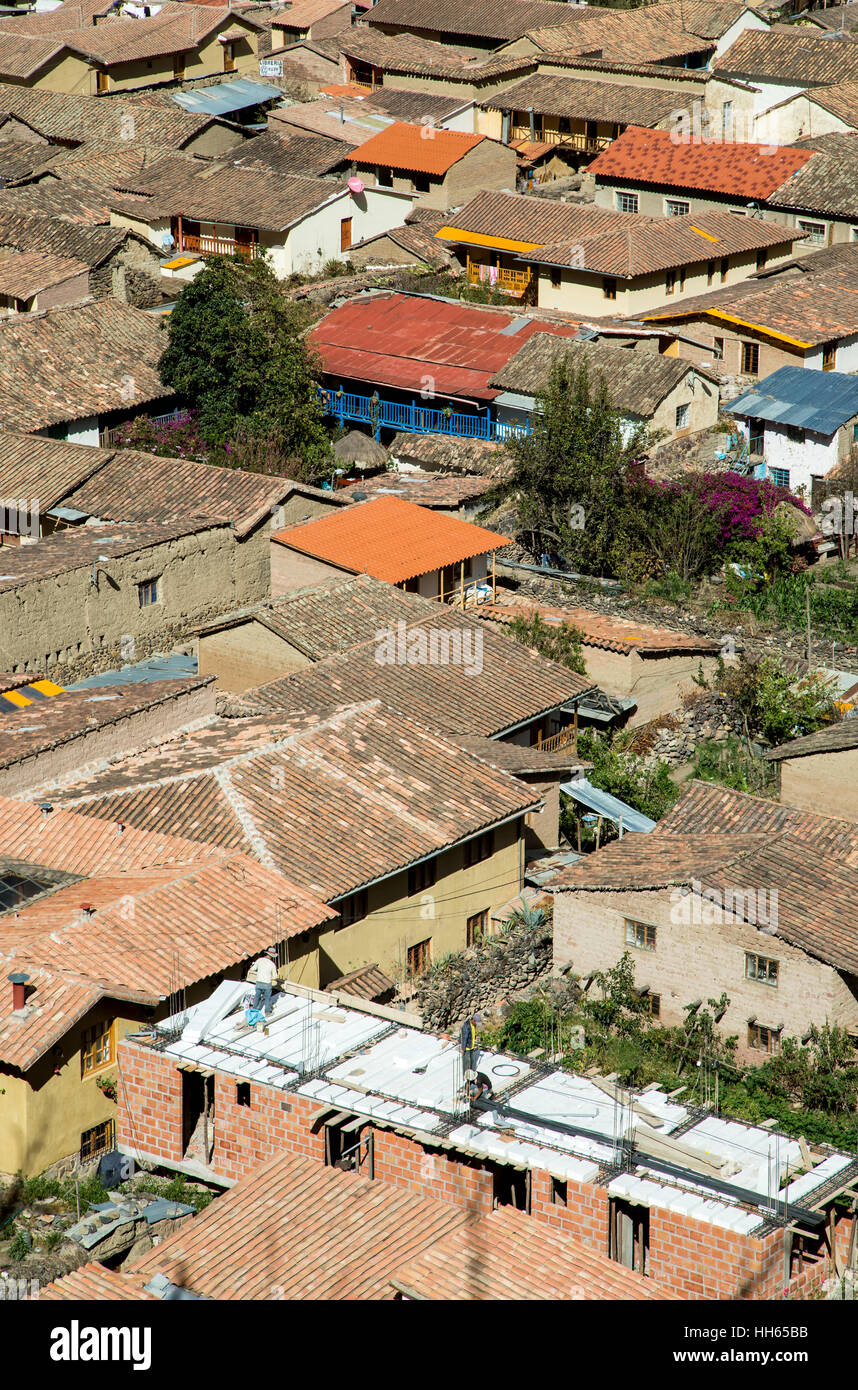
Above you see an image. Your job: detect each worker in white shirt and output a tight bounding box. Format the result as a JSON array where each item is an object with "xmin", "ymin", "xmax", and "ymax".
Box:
[{"xmin": 251, "ymin": 947, "xmax": 278, "ymax": 1017}]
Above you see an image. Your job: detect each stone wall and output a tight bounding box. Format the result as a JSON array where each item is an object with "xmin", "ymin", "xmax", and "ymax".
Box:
[{"xmin": 415, "ymin": 918, "xmax": 553, "ymax": 1032}]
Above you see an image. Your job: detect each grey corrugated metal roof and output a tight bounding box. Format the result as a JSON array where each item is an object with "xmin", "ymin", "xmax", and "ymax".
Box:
[
  {"xmin": 559, "ymin": 777, "xmax": 656, "ymax": 833},
  {"xmin": 172, "ymin": 78, "xmax": 283, "ymax": 117},
  {"xmin": 725, "ymin": 365, "xmax": 858, "ymax": 437}
]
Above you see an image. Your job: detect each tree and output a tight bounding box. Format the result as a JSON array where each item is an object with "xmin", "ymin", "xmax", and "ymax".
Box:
[
  {"xmin": 718, "ymin": 654, "xmax": 837, "ymax": 745},
  {"xmin": 159, "ymin": 256, "xmax": 331, "ymax": 480},
  {"xmin": 495, "ymin": 355, "xmax": 650, "ymax": 574}
]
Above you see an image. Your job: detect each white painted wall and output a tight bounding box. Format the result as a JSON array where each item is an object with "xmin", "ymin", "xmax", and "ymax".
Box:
[
  {"xmin": 277, "ymin": 186, "xmax": 415, "ymax": 276},
  {"xmin": 58, "ymin": 417, "xmax": 100, "ymax": 447},
  {"xmin": 711, "ymin": 10, "xmax": 768, "ymax": 60},
  {"xmin": 806, "ymin": 335, "xmax": 858, "ymax": 373},
  {"xmin": 734, "ymin": 419, "xmax": 839, "ymax": 495}
]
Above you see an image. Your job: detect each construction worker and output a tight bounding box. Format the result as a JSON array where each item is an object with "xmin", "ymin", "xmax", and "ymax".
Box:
[
  {"xmin": 459, "ymin": 1013, "xmax": 482, "ymax": 1078},
  {"xmin": 251, "ymin": 947, "xmax": 278, "ymax": 1017}
]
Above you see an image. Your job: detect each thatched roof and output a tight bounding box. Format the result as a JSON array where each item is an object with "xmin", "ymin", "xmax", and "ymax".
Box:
[{"xmin": 332, "ymin": 430, "xmax": 388, "ymax": 470}]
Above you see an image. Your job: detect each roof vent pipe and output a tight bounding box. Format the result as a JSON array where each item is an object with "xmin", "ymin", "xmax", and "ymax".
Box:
[
  {"xmin": 8, "ymin": 972, "xmax": 30, "ymax": 1012},
  {"xmin": 39, "ymin": 802, "xmax": 53, "ymax": 815}
]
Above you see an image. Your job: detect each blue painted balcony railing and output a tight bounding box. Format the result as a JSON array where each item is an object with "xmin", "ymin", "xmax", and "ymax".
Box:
[{"xmin": 318, "ymin": 387, "xmax": 531, "ymax": 442}]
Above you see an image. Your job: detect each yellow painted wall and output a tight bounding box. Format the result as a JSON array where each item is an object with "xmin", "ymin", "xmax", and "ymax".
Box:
[{"xmin": 316, "ymin": 817, "xmax": 525, "ymax": 987}]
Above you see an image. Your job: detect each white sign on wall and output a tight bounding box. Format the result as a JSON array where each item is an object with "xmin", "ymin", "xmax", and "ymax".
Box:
[{"xmin": 259, "ymin": 58, "xmax": 283, "ymax": 77}]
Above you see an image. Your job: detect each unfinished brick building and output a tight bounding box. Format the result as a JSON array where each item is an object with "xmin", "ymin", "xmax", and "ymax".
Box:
[{"xmin": 116, "ymin": 979, "xmax": 858, "ymax": 1301}]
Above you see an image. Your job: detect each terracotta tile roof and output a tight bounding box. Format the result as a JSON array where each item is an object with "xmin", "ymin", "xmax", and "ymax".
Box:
[
  {"xmin": 770, "ymin": 131, "xmax": 858, "ymax": 220},
  {"xmin": 483, "ymin": 73, "xmax": 683, "ymax": 126},
  {"xmin": 327, "ymin": 961, "xmax": 396, "ymax": 999},
  {"xmin": 40, "ymin": 1263, "xmax": 155, "ymax": 1301},
  {"xmin": 516, "ymin": 208, "xmax": 800, "ymax": 278},
  {"xmin": 0, "ymin": 677, "xmax": 214, "ymax": 774},
  {"xmin": 0, "ymin": 175, "xmax": 119, "ymax": 224},
  {"xmin": 0, "ymin": 80, "xmax": 226, "ymax": 147},
  {"xmin": 0, "ymin": 249, "xmax": 87, "ymax": 299},
  {"xmin": 128, "ymin": 1150, "xmax": 472, "ymax": 1299},
  {"xmin": 54, "ymin": 700, "xmax": 542, "ymax": 902},
  {"xmin": 59, "ymin": 5, "xmax": 263, "ymax": 68},
  {"xmin": 235, "ymin": 609, "xmax": 595, "ymax": 738},
  {"xmin": 388, "ymin": 431, "xmax": 505, "ymax": 476},
  {"xmin": 363, "ymin": 0, "xmax": 612, "ymax": 43},
  {"xmin": 450, "ymin": 731, "xmax": 581, "ymax": 773},
  {"xmin": 273, "ymin": 495, "xmax": 509, "ymax": 584},
  {"xmin": 588, "ymin": 126, "xmax": 815, "ymax": 199},
  {"xmin": 0, "ymin": 299, "xmax": 169, "ymax": 432},
  {"xmin": 337, "ymin": 87, "xmax": 468, "ymax": 123},
  {"xmin": 658, "ymin": 778, "xmax": 858, "ymax": 862},
  {"xmin": 271, "ymin": 0, "xmax": 350, "ymax": 27},
  {"xmin": 551, "ymin": 823, "xmax": 858, "ymax": 978},
  {"xmin": 308, "ymin": 290, "xmax": 579, "ymax": 404},
  {"xmin": 478, "ymin": 597, "xmax": 722, "ymax": 656},
  {"xmin": 269, "ymin": 100, "xmax": 387, "ymax": 145},
  {"xmin": 392, "ymin": 1204, "xmax": 680, "ymax": 1300},
  {"xmin": 488, "ymin": 333, "xmax": 697, "ymax": 418},
  {"xmin": 340, "ymin": 27, "xmax": 535, "ymax": 83},
  {"xmin": 116, "ymin": 158, "xmax": 341, "ymax": 232},
  {"xmin": 642, "ymin": 245, "xmax": 858, "ymax": 345},
  {"xmin": 0, "ymin": 520, "xmax": 226, "ymax": 594},
  {"xmin": 0, "ymin": 968, "xmax": 105, "ymax": 1073},
  {"xmin": 362, "ymin": 216, "xmax": 453, "ymax": 267},
  {"xmin": 340, "ymin": 470, "xmax": 495, "ymax": 509},
  {"xmin": 229, "ymin": 129, "xmax": 348, "ymax": 177},
  {"xmin": 0, "ymin": 140, "xmax": 60, "ymax": 183},
  {"xmin": 0, "ymin": 35, "xmax": 66, "ymax": 82},
  {"xmin": 715, "ymin": 29, "xmax": 858, "ymax": 85},
  {"xmin": 0, "ymin": 852, "xmax": 333, "ymax": 1021},
  {"xmin": 0, "ymin": 208, "xmax": 133, "ymax": 266},
  {"xmin": 526, "ymin": 9, "xmax": 714, "ymax": 64},
  {"xmin": 764, "ymin": 717, "xmax": 858, "ymax": 760},
  {"xmin": 198, "ymin": 574, "xmax": 437, "ymax": 658},
  {"xmin": 63, "ymin": 447, "xmax": 312, "ymax": 538},
  {"xmin": 348, "ymin": 121, "xmax": 485, "ymax": 176},
  {"xmin": 643, "ymin": 0, "xmax": 755, "ymax": 40},
  {"xmin": 437, "ymin": 187, "xmax": 649, "ymax": 247},
  {"xmin": 800, "ymin": 79, "xmax": 858, "ymax": 127},
  {"xmin": 0, "ymin": 428, "xmax": 107, "ymax": 510}
]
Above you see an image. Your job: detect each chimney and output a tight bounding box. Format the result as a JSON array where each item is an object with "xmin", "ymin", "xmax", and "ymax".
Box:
[
  {"xmin": 8, "ymin": 972, "xmax": 30, "ymax": 1012},
  {"xmin": 39, "ymin": 801, "xmax": 53, "ymax": 816},
  {"xmin": 80, "ymin": 904, "xmax": 96, "ymax": 919}
]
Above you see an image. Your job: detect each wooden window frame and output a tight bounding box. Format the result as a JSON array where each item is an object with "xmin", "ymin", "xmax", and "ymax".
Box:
[
  {"xmin": 602, "ymin": 276, "xmax": 617, "ymax": 301},
  {"xmin": 746, "ymin": 952, "xmax": 779, "ymax": 987},
  {"xmin": 748, "ymin": 1022, "xmax": 780, "ymax": 1054},
  {"xmin": 665, "ymin": 199, "xmax": 689, "ymax": 217},
  {"xmin": 81, "ymin": 1018, "xmax": 114, "ymax": 1078},
  {"xmin": 466, "ymin": 909, "xmax": 488, "ymax": 947},
  {"xmin": 407, "ymin": 937, "xmax": 431, "ymax": 977},
  {"xmin": 741, "ymin": 341, "xmax": 759, "ymax": 375},
  {"xmin": 80, "ymin": 1118, "xmax": 115, "ymax": 1160},
  {"xmin": 137, "ymin": 577, "xmax": 159, "ymax": 607},
  {"xmin": 625, "ymin": 919, "xmax": 656, "ymax": 952}
]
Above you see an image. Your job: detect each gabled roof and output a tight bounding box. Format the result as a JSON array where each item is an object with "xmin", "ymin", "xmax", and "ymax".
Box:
[
  {"xmin": 769, "ymin": 131, "xmax": 858, "ymax": 220},
  {"xmin": 482, "ymin": 73, "xmax": 683, "ymax": 127},
  {"xmin": 659, "ymin": 778, "xmax": 858, "ymax": 862},
  {"xmin": 488, "ymin": 332, "xmax": 696, "ymax": 417},
  {"xmin": 725, "ymin": 364, "xmax": 858, "ymax": 435},
  {"xmin": 641, "ymin": 243, "xmax": 858, "ymax": 346},
  {"xmin": 53, "ymin": 700, "xmax": 541, "ymax": 902},
  {"xmin": 363, "ymin": 0, "xmax": 613, "ymax": 43},
  {"xmin": 273, "ymin": 495, "xmax": 509, "ymax": 584},
  {"xmin": 715, "ymin": 29, "xmax": 858, "ymax": 85},
  {"xmin": 111, "ymin": 158, "xmax": 346, "ymax": 232},
  {"xmin": 0, "ymin": 429, "xmax": 109, "ymax": 511},
  {"xmin": 0, "ymin": 520, "xmax": 225, "ymax": 594},
  {"xmin": 231, "ymin": 612, "xmax": 595, "ymax": 739},
  {"xmin": 0, "ymin": 209, "xmax": 135, "ymax": 268},
  {"xmin": 478, "ymin": 597, "xmax": 722, "ymax": 657},
  {"xmin": 0, "ymin": 298, "xmax": 169, "ymax": 431},
  {"xmin": 348, "ymin": 121, "xmax": 485, "ymax": 176},
  {"xmin": 0, "ymin": 80, "xmax": 235, "ymax": 147},
  {"xmin": 588, "ymin": 126, "xmax": 814, "ymax": 199}
]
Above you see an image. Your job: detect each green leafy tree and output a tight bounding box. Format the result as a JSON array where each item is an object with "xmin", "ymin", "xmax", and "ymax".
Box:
[
  {"xmin": 495, "ymin": 355, "xmax": 650, "ymax": 573},
  {"xmin": 718, "ymin": 655, "xmax": 836, "ymax": 745},
  {"xmin": 507, "ymin": 611, "xmax": 587, "ymax": 675},
  {"xmin": 575, "ymin": 729, "xmax": 682, "ymax": 822},
  {"xmin": 159, "ymin": 256, "xmax": 331, "ymax": 479}
]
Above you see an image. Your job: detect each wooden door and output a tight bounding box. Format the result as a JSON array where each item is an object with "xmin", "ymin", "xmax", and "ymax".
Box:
[{"xmin": 340, "ymin": 216, "xmax": 352, "ymax": 253}]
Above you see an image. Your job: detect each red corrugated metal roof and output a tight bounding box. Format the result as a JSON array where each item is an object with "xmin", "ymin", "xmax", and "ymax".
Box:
[{"xmin": 308, "ymin": 291, "xmax": 580, "ymax": 402}]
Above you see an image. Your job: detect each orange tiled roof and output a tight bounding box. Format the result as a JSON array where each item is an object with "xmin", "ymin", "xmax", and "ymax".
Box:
[
  {"xmin": 588, "ymin": 126, "xmax": 815, "ymax": 200},
  {"xmin": 272, "ymin": 495, "xmax": 510, "ymax": 584},
  {"xmin": 392, "ymin": 1204, "xmax": 681, "ymax": 1300},
  {"xmin": 477, "ymin": 598, "xmax": 722, "ymax": 656},
  {"xmin": 348, "ymin": 121, "xmax": 485, "ymax": 177}
]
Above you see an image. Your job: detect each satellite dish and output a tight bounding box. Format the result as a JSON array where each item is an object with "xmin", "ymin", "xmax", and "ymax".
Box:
[{"xmin": 347, "ymin": 177, "xmax": 364, "ymax": 195}]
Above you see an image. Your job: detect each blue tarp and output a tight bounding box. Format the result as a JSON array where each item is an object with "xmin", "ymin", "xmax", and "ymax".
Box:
[
  {"xmin": 559, "ymin": 777, "xmax": 656, "ymax": 833},
  {"xmin": 725, "ymin": 365, "xmax": 858, "ymax": 438},
  {"xmin": 172, "ymin": 78, "xmax": 283, "ymax": 117}
]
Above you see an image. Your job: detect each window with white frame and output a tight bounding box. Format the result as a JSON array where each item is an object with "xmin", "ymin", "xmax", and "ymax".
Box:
[
  {"xmin": 616, "ymin": 190, "xmax": 638, "ymax": 214},
  {"xmin": 797, "ymin": 219, "xmax": 826, "ymax": 245},
  {"xmin": 675, "ymin": 401, "xmax": 690, "ymax": 430},
  {"xmin": 665, "ymin": 199, "xmax": 689, "ymax": 217}
]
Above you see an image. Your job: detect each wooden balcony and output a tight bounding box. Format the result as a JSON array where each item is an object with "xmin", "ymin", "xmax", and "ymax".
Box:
[
  {"xmin": 466, "ymin": 259, "xmax": 532, "ymax": 295},
  {"xmin": 511, "ymin": 126, "xmax": 612, "ymax": 154},
  {"xmin": 534, "ymin": 726, "xmax": 578, "ymax": 756},
  {"xmin": 180, "ymin": 232, "xmax": 262, "ymax": 260}
]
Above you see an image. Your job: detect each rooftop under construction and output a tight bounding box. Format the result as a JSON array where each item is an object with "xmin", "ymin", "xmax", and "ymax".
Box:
[{"xmin": 124, "ymin": 980, "xmax": 858, "ymax": 1239}]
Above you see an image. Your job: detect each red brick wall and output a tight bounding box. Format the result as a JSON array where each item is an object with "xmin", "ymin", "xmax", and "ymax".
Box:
[{"xmin": 116, "ymin": 1040, "xmax": 854, "ymax": 1300}]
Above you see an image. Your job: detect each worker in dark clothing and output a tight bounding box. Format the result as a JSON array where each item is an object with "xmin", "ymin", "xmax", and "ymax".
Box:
[
  {"xmin": 469, "ymin": 1071, "xmax": 494, "ymax": 1106},
  {"xmin": 459, "ymin": 1013, "xmax": 482, "ymax": 1078}
]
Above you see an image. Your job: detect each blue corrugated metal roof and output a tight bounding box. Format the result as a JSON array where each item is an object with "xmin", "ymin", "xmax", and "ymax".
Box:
[
  {"xmin": 725, "ymin": 365, "xmax": 858, "ymax": 437},
  {"xmin": 559, "ymin": 778, "xmax": 656, "ymax": 833},
  {"xmin": 172, "ymin": 78, "xmax": 283, "ymax": 117}
]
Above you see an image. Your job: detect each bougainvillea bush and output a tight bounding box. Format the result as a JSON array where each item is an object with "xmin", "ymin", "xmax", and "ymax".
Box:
[{"xmin": 111, "ymin": 410, "xmax": 209, "ymax": 461}]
